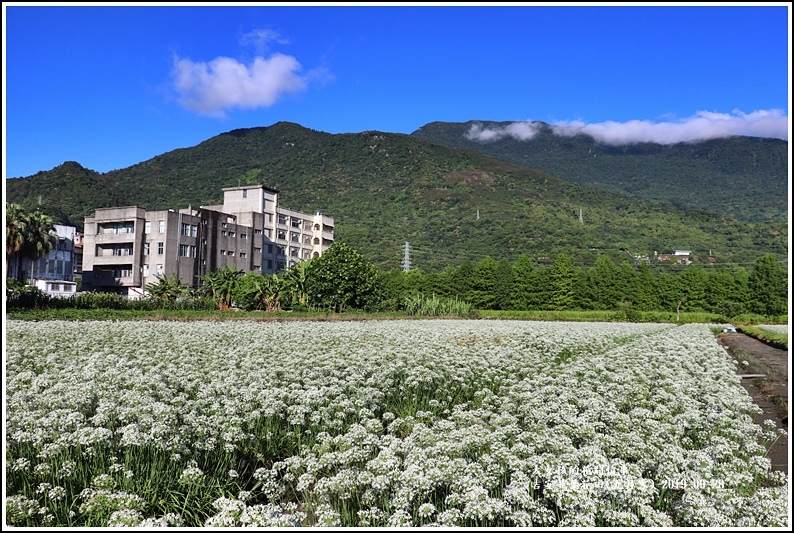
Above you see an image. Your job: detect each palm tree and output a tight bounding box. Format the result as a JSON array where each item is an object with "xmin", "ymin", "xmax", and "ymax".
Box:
[
  {"xmin": 200, "ymin": 265, "xmax": 244, "ymax": 310},
  {"xmin": 5, "ymin": 203, "xmax": 27, "ymax": 280},
  {"xmin": 145, "ymin": 273, "xmax": 188, "ymax": 304},
  {"xmin": 261, "ymin": 274, "xmax": 286, "ymax": 311},
  {"xmin": 20, "ymin": 209, "xmax": 58, "ymax": 285},
  {"xmin": 283, "ymin": 259, "xmax": 313, "ymax": 308}
]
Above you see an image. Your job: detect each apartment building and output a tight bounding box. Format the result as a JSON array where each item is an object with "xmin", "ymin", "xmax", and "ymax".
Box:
[
  {"xmin": 81, "ymin": 185, "xmax": 334, "ymax": 296},
  {"xmin": 8, "ymin": 224, "xmax": 77, "ymax": 285}
]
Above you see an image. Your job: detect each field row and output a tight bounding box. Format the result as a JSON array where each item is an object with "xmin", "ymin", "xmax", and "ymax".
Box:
[{"xmin": 5, "ymin": 319, "xmax": 788, "ymax": 527}]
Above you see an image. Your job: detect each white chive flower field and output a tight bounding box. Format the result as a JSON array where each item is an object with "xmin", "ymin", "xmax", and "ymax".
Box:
[{"xmin": 5, "ymin": 319, "xmax": 788, "ymax": 527}]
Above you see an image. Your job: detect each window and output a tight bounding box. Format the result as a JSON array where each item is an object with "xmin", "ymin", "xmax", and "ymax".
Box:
[
  {"xmin": 277, "ymin": 245, "xmax": 285, "ymax": 256},
  {"xmin": 242, "ymin": 189, "xmax": 248, "ymax": 199},
  {"xmin": 220, "ymin": 250, "xmax": 226, "ymax": 256},
  {"xmin": 267, "ymin": 244, "xmax": 273, "ymax": 254},
  {"xmin": 264, "ymin": 228, "xmax": 272, "ymax": 238},
  {"xmin": 254, "ymin": 247, "xmax": 261, "ymax": 254},
  {"xmin": 221, "ymin": 230, "xmax": 227, "ymax": 236},
  {"xmin": 159, "ymin": 220, "xmax": 165, "ymax": 233},
  {"xmin": 239, "ymin": 252, "xmax": 247, "ymax": 258},
  {"xmin": 240, "ymin": 233, "xmax": 247, "ymax": 239},
  {"xmin": 228, "ymin": 231, "xmax": 235, "ymax": 238},
  {"xmin": 290, "ymin": 247, "xmax": 299, "ymax": 257},
  {"xmin": 303, "ymin": 235, "xmax": 311, "ymax": 245},
  {"xmin": 222, "ymin": 222, "xmax": 228, "ymax": 229},
  {"xmin": 291, "ymin": 232, "xmax": 300, "ymax": 243},
  {"xmin": 190, "ymin": 245, "xmax": 196, "ymax": 258},
  {"xmin": 145, "ymin": 221, "xmax": 151, "ymax": 234},
  {"xmin": 303, "ymin": 250, "xmax": 311, "ymax": 259},
  {"xmin": 179, "ymin": 244, "xmax": 189, "ymax": 257},
  {"xmin": 277, "ymin": 229, "xmax": 286, "ymax": 241},
  {"xmin": 156, "ymin": 264, "xmax": 164, "ymax": 275},
  {"xmin": 181, "ymin": 223, "xmax": 190, "ymax": 236},
  {"xmin": 267, "ymin": 260, "xmax": 273, "ymax": 270},
  {"xmin": 143, "ymin": 264, "xmax": 150, "ymax": 277},
  {"xmin": 191, "ymin": 225, "xmax": 197, "ymax": 237},
  {"xmin": 291, "ymin": 218, "xmax": 301, "ymax": 228},
  {"xmin": 266, "ymin": 213, "xmax": 273, "ymax": 223},
  {"xmin": 254, "ymin": 229, "xmax": 262, "ymax": 235},
  {"xmin": 112, "ymin": 222, "xmax": 134, "ymax": 234},
  {"xmin": 254, "ymin": 265, "xmax": 261, "ymax": 272},
  {"xmin": 278, "ymin": 214, "xmax": 287, "ymax": 225},
  {"xmin": 158, "ymin": 242, "xmax": 164, "ymax": 255},
  {"xmin": 228, "ymin": 251, "xmax": 235, "ymax": 257}
]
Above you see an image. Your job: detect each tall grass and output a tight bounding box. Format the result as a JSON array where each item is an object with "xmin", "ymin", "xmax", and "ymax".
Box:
[{"xmin": 401, "ymin": 293, "xmax": 476, "ymax": 318}]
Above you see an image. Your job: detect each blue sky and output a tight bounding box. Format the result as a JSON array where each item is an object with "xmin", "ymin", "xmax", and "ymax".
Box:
[{"xmin": 3, "ymin": 3, "xmax": 790, "ymax": 179}]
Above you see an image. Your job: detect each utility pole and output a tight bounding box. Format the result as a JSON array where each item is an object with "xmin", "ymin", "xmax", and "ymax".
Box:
[
  {"xmin": 579, "ymin": 208, "xmax": 583, "ymax": 224},
  {"xmin": 477, "ymin": 209, "xmax": 480, "ymax": 220},
  {"xmin": 403, "ymin": 242, "xmax": 410, "ymax": 272}
]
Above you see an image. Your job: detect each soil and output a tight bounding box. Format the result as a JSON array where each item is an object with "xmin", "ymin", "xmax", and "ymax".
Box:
[{"xmin": 716, "ymin": 331, "xmax": 788, "ymax": 474}]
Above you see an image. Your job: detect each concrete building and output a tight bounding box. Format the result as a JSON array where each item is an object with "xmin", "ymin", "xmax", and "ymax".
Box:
[
  {"xmin": 81, "ymin": 185, "xmax": 334, "ymax": 295},
  {"xmin": 8, "ymin": 224, "xmax": 77, "ymax": 287}
]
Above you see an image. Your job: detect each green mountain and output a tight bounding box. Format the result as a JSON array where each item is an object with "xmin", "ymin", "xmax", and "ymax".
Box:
[
  {"xmin": 5, "ymin": 122, "xmax": 787, "ymax": 271},
  {"xmin": 411, "ymin": 120, "xmax": 789, "ymax": 222}
]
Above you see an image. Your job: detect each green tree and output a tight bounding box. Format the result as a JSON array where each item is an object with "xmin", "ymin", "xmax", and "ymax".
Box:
[
  {"xmin": 425, "ymin": 267, "xmax": 455, "ymax": 298},
  {"xmin": 145, "ymin": 273, "xmax": 188, "ymax": 304},
  {"xmin": 511, "ymin": 254, "xmax": 535, "ymax": 310},
  {"xmin": 200, "ymin": 265, "xmax": 244, "ymax": 310},
  {"xmin": 616, "ymin": 260, "xmax": 640, "ymax": 306},
  {"xmin": 583, "ymin": 254, "xmax": 618, "ymax": 309},
  {"xmin": 705, "ymin": 268, "xmax": 738, "ymax": 314},
  {"xmin": 469, "ymin": 256, "xmax": 497, "ymax": 309},
  {"xmin": 549, "ymin": 253, "xmax": 576, "ymax": 311},
  {"xmin": 451, "ymin": 259, "xmax": 476, "ymax": 301},
  {"xmin": 748, "ymin": 254, "xmax": 787, "ymax": 317},
  {"xmin": 677, "ymin": 266, "xmax": 709, "ymax": 312},
  {"xmin": 634, "ymin": 261, "xmax": 658, "ymax": 311},
  {"xmin": 493, "ymin": 258, "xmax": 514, "ymax": 310},
  {"xmin": 283, "ymin": 259, "xmax": 313, "ymax": 308},
  {"xmin": 306, "ymin": 242, "xmax": 382, "ymax": 312},
  {"xmin": 20, "ymin": 210, "xmax": 58, "ymax": 284}
]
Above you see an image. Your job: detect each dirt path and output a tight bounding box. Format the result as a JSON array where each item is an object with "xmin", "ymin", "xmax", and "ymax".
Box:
[{"xmin": 717, "ymin": 331, "xmax": 788, "ymax": 474}]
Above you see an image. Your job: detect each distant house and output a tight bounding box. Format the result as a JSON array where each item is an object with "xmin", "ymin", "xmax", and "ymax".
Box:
[
  {"xmin": 34, "ymin": 279, "xmax": 78, "ymax": 298},
  {"xmin": 673, "ymin": 249, "xmax": 691, "ymax": 256}
]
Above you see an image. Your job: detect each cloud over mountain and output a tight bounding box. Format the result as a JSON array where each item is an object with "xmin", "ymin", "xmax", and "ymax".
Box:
[
  {"xmin": 465, "ymin": 109, "xmax": 789, "ymax": 145},
  {"xmin": 172, "ymin": 53, "xmax": 307, "ymax": 117}
]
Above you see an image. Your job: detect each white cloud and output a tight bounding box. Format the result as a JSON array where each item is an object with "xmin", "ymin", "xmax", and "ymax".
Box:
[
  {"xmin": 466, "ymin": 109, "xmax": 789, "ymax": 145},
  {"xmin": 239, "ymin": 29, "xmax": 289, "ymax": 54},
  {"xmin": 466, "ymin": 121, "xmax": 542, "ymax": 142},
  {"xmin": 172, "ymin": 53, "xmax": 307, "ymax": 117}
]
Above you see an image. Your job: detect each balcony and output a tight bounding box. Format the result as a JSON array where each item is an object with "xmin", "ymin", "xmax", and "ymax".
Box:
[{"xmin": 94, "ymin": 233, "xmax": 136, "ymax": 244}]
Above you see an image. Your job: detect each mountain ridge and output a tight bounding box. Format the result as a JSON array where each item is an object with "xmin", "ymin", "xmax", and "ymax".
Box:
[
  {"xmin": 410, "ymin": 120, "xmax": 788, "ymax": 222},
  {"xmin": 5, "ymin": 121, "xmax": 787, "ymax": 271}
]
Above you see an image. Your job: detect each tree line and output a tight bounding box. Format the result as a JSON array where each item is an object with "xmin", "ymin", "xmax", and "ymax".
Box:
[
  {"xmin": 147, "ymin": 244, "xmax": 786, "ymax": 320},
  {"xmin": 380, "ymin": 253, "xmax": 788, "ymax": 318},
  {"xmin": 5, "ymin": 202, "xmax": 787, "ymax": 320}
]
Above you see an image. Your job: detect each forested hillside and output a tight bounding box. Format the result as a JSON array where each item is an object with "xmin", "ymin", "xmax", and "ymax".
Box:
[
  {"xmin": 5, "ymin": 122, "xmax": 787, "ymax": 271},
  {"xmin": 411, "ymin": 120, "xmax": 788, "ymax": 222}
]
